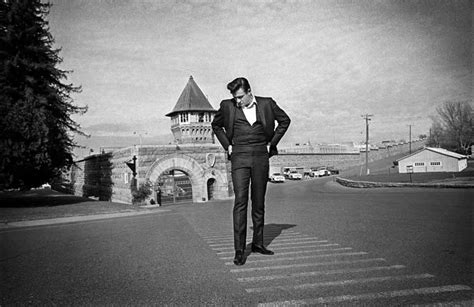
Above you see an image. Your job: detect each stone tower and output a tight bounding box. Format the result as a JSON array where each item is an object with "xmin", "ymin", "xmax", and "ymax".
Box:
[{"xmin": 166, "ymin": 76, "xmax": 217, "ymax": 144}]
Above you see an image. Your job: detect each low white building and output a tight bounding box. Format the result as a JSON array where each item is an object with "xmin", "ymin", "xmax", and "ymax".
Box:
[{"xmin": 397, "ymin": 147, "xmax": 468, "ymax": 173}]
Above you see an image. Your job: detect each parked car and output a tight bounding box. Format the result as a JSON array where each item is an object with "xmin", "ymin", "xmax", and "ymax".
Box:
[
  {"xmin": 269, "ymin": 173, "xmax": 285, "ymax": 183},
  {"xmin": 312, "ymin": 169, "xmax": 331, "ymax": 177},
  {"xmin": 288, "ymin": 171, "xmax": 303, "ymax": 180},
  {"xmin": 282, "ymin": 167, "xmax": 305, "ymax": 178}
]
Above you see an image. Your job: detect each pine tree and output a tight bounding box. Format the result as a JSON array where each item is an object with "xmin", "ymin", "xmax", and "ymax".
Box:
[{"xmin": 0, "ymin": 0, "xmax": 87, "ymax": 189}]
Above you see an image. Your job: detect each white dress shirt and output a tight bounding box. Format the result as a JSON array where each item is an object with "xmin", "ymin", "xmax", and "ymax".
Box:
[{"xmin": 242, "ymin": 95, "xmax": 258, "ymax": 125}]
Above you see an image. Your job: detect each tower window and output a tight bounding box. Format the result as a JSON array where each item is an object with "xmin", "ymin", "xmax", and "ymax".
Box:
[{"xmin": 180, "ymin": 113, "xmax": 188, "ymax": 122}]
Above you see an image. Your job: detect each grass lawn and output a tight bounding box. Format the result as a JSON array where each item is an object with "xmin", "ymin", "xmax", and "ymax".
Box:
[{"xmin": 0, "ymin": 189, "xmax": 144, "ymax": 223}]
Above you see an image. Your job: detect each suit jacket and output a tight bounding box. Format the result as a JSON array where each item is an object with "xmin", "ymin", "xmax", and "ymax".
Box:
[{"xmin": 211, "ymin": 96, "xmax": 291, "ymax": 157}]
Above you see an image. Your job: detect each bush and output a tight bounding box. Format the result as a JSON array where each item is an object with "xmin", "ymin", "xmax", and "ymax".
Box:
[{"xmin": 132, "ymin": 180, "xmax": 152, "ymax": 204}]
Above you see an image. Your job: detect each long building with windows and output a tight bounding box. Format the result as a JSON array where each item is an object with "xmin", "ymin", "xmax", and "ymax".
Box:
[{"xmin": 397, "ymin": 147, "xmax": 467, "ymax": 173}]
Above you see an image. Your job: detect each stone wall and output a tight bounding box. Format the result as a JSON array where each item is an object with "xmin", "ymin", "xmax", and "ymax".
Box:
[
  {"xmin": 71, "ymin": 144, "xmax": 232, "ymax": 204},
  {"xmin": 70, "ymin": 140, "xmax": 425, "ymax": 204},
  {"xmin": 70, "ymin": 153, "xmax": 115, "ymax": 201},
  {"xmin": 270, "ymin": 140, "xmax": 425, "ymax": 172}
]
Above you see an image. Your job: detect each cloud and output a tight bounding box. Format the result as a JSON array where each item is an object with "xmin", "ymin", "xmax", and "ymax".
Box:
[{"xmin": 49, "ymin": 0, "xmax": 471, "ymax": 145}]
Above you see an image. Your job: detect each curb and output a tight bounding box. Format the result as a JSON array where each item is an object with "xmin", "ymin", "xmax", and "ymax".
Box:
[
  {"xmin": 0, "ymin": 209, "xmax": 171, "ymax": 230},
  {"xmin": 335, "ymin": 177, "xmax": 474, "ymax": 189}
]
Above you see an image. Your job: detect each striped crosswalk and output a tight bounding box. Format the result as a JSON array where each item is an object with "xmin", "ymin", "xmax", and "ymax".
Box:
[{"xmin": 199, "ymin": 229, "xmax": 473, "ymax": 305}]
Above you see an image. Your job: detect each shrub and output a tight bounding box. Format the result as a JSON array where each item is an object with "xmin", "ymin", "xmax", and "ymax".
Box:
[{"xmin": 132, "ymin": 180, "xmax": 152, "ymax": 204}]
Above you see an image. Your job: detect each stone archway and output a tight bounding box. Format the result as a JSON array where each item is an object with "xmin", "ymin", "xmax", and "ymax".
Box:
[{"xmin": 146, "ymin": 153, "xmax": 206, "ymax": 203}]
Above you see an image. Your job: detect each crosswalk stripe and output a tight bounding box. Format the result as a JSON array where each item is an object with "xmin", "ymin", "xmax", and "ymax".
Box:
[
  {"xmin": 225, "ymin": 251, "xmax": 368, "ymax": 265},
  {"xmin": 219, "ymin": 245, "xmax": 343, "ymax": 260},
  {"xmin": 201, "ymin": 231, "xmax": 299, "ymax": 239},
  {"xmin": 208, "ymin": 237, "xmax": 322, "ymax": 247},
  {"xmin": 257, "ymin": 285, "xmax": 472, "ymax": 306},
  {"xmin": 412, "ymin": 299, "xmax": 474, "ymax": 306},
  {"xmin": 213, "ymin": 240, "xmax": 329, "ymax": 251},
  {"xmin": 240, "ymin": 264, "xmax": 406, "ymax": 283},
  {"xmin": 247, "ymin": 273, "xmax": 431, "ymax": 292},
  {"xmin": 204, "ymin": 234, "xmax": 307, "ymax": 244},
  {"xmin": 216, "ymin": 243, "xmax": 342, "ymax": 255},
  {"xmin": 268, "ymin": 240, "xmax": 329, "ymax": 247},
  {"xmin": 230, "ymin": 258, "xmax": 387, "ymax": 273}
]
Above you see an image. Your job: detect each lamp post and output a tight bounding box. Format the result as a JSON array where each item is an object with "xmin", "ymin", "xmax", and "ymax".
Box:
[
  {"xmin": 132, "ymin": 131, "xmax": 147, "ymax": 186},
  {"xmin": 133, "ymin": 131, "xmax": 148, "ymax": 147}
]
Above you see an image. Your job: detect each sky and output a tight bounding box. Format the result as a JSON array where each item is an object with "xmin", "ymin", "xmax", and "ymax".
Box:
[{"xmin": 46, "ymin": 0, "xmax": 472, "ymax": 151}]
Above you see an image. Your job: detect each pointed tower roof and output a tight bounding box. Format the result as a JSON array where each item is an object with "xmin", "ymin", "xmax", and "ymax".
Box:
[{"xmin": 166, "ymin": 76, "xmax": 216, "ymax": 117}]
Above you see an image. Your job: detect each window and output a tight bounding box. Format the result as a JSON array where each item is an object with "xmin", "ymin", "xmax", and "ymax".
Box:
[
  {"xmin": 180, "ymin": 113, "xmax": 188, "ymax": 122},
  {"xmin": 414, "ymin": 162, "xmax": 425, "ymax": 166},
  {"xmin": 198, "ymin": 113, "xmax": 204, "ymax": 122},
  {"xmin": 430, "ymin": 161, "xmax": 441, "ymax": 166}
]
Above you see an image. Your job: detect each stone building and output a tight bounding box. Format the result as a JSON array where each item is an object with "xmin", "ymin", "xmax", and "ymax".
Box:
[{"xmin": 71, "ymin": 76, "xmax": 232, "ymax": 204}]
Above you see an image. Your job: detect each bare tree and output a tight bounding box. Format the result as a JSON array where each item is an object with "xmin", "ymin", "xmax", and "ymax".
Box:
[
  {"xmin": 427, "ymin": 119, "xmax": 445, "ymax": 148},
  {"xmin": 434, "ymin": 101, "xmax": 473, "ymax": 154}
]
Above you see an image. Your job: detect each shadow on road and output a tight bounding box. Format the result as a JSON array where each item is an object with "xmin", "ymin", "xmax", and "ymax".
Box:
[{"xmin": 245, "ymin": 223, "xmax": 297, "ymax": 255}]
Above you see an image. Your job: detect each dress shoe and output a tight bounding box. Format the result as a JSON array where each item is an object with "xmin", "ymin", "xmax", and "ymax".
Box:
[
  {"xmin": 251, "ymin": 243, "xmax": 274, "ymax": 255},
  {"xmin": 233, "ymin": 250, "xmax": 245, "ymax": 266}
]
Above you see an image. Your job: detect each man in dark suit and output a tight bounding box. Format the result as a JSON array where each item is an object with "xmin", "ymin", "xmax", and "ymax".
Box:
[{"xmin": 211, "ymin": 77, "xmax": 291, "ymax": 265}]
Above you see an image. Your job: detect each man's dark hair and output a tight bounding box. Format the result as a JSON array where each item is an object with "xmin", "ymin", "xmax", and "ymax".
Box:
[{"xmin": 227, "ymin": 77, "xmax": 251, "ymax": 94}]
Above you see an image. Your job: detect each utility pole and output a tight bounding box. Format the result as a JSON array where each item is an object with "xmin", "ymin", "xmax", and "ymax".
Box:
[
  {"xmin": 361, "ymin": 114, "xmax": 373, "ymax": 175},
  {"xmin": 408, "ymin": 124, "xmax": 412, "ymax": 154}
]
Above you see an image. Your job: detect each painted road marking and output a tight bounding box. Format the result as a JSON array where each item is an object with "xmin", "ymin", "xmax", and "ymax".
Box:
[
  {"xmin": 412, "ymin": 299, "xmax": 474, "ymax": 306},
  {"xmin": 201, "ymin": 231, "xmax": 299, "ymax": 240},
  {"xmin": 239, "ymin": 264, "xmax": 406, "ymax": 283},
  {"xmin": 219, "ymin": 245, "xmax": 343, "ymax": 260},
  {"xmin": 208, "ymin": 237, "xmax": 322, "ymax": 247},
  {"xmin": 213, "ymin": 240, "xmax": 329, "ymax": 251},
  {"xmin": 216, "ymin": 243, "xmax": 342, "ymax": 255},
  {"xmin": 230, "ymin": 258, "xmax": 387, "ymax": 273},
  {"xmin": 246, "ymin": 273, "xmax": 432, "ymax": 292},
  {"xmin": 224, "ymin": 251, "xmax": 368, "ymax": 265},
  {"xmin": 204, "ymin": 234, "xmax": 308, "ymax": 244},
  {"xmin": 257, "ymin": 285, "xmax": 472, "ymax": 306}
]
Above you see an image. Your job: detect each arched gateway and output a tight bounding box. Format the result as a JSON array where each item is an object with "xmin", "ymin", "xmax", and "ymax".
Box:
[
  {"xmin": 145, "ymin": 152, "xmax": 229, "ymax": 203},
  {"xmin": 147, "ymin": 153, "xmax": 203, "ymax": 203}
]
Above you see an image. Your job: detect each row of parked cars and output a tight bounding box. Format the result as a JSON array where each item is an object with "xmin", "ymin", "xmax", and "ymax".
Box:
[{"xmin": 269, "ymin": 167, "xmax": 339, "ymax": 183}]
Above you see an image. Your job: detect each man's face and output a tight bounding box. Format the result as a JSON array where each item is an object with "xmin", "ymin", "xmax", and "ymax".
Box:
[{"xmin": 233, "ymin": 88, "xmax": 252, "ymax": 106}]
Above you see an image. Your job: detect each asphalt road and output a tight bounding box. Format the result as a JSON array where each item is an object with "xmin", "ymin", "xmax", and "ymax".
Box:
[{"xmin": 1, "ymin": 178, "xmax": 472, "ymax": 305}]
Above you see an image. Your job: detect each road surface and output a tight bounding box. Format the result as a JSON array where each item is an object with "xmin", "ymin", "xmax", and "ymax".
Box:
[{"xmin": 1, "ymin": 177, "xmax": 472, "ymax": 305}]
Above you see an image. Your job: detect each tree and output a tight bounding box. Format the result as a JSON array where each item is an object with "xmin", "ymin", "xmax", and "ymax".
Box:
[
  {"xmin": 427, "ymin": 120, "xmax": 445, "ymax": 148},
  {"xmin": 427, "ymin": 101, "xmax": 473, "ymax": 154},
  {"xmin": 0, "ymin": 0, "xmax": 86, "ymax": 189}
]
